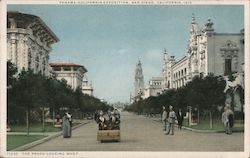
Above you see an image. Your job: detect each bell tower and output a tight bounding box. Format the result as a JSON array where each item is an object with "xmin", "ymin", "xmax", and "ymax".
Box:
[{"xmin": 134, "ymin": 60, "xmax": 144, "ymax": 97}]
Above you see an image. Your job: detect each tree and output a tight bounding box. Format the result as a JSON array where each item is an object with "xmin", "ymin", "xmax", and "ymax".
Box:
[
  {"xmin": 8, "ymin": 66, "xmax": 112, "ymax": 131},
  {"xmin": 9, "ymin": 69, "xmax": 48, "ymax": 135},
  {"xmin": 185, "ymin": 74, "xmax": 226, "ymax": 128},
  {"xmin": 7, "ymin": 61, "xmax": 18, "ymax": 126},
  {"xmin": 125, "ymin": 74, "xmax": 226, "ymax": 128},
  {"xmin": 7, "ymin": 61, "xmax": 17, "ymax": 87}
]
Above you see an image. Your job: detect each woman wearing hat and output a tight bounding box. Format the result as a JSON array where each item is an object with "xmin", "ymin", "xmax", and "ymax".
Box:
[
  {"xmin": 97, "ymin": 111, "xmax": 107, "ymax": 130},
  {"xmin": 62, "ymin": 111, "xmax": 72, "ymax": 138}
]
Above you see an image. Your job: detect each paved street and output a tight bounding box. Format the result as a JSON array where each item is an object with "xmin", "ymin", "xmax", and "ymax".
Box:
[{"xmin": 28, "ymin": 111, "xmax": 243, "ymax": 151}]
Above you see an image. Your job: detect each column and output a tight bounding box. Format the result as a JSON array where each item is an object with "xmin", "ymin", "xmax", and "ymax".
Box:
[
  {"xmin": 11, "ymin": 39, "xmax": 17, "ymax": 65},
  {"xmin": 221, "ymin": 54, "xmax": 225, "ymax": 75}
]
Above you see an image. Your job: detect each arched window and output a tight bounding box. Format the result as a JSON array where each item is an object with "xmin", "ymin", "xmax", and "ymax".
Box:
[
  {"xmin": 42, "ymin": 58, "xmax": 46, "ymax": 74},
  {"xmin": 35, "ymin": 54, "xmax": 39, "ymax": 71},
  {"xmin": 28, "ymin": 50, "xmax": 32, "ymax": 69}
]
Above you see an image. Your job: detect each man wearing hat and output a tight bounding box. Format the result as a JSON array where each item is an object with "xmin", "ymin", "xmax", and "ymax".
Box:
[
  {"xmin": 166, "ymin": 105, "xmax": 176, "ymax": 135},
  {"xmin": 222, "ymin": 104, "xmax": 234, "ymax": 134}
]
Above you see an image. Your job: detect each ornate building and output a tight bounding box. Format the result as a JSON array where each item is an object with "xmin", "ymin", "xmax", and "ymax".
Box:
[
  {"xmin": 143, "ymin": 77, "xmax": 163, "ymax": 99},
  {"xmin": 163, "ymin": 15, "xmax": 244, "ymax": 90},
  {"xmin": 82, "ymin": 75, "xmax": 94, "ymax": 96},
  {"xmin": 160, "ymin": 15, "xmax": 245, "ymax": 112},
  {"xmin": 50, "ymin": 62, "xmax": 87, "ymax": 91},
  {"xmin": 7, "ymin": 11, "xmax": 59, "ymax": 76},
  {"xmin": 134, "ymin": 60, "xmax": 145, "ymax": 98}
]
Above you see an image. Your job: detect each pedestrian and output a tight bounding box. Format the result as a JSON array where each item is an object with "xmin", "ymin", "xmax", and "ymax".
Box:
[
  {"xmin": 177, "ymin": 108, "xmax": 184, "ymax": 130},
  {"xmin": 62, "ymin": 112, "xmax": 71, "ymax": 138},
  {"xmin": 222, "ymin": 104, "xmax": 234, "ymax": 134},
  {"xmin": 66, "ymin": 112, "xmax": 72, "ymax": 127},
  {"xmin": 94, "ymin": 110, "xmax": 99, "ymax": 122},
  {"xmin": 222, "ymin": 106, "xmax": 227, "ymax": 133},
  {"xmin": 227, "ymin": 107, "xmax": 234, "ymax": 134},
  {"xmin": 162, "ymin": 106, "xmax": 167, "ymax": 131},
  {"xmin": 107, "ymin": 109, "xmax": 111, "ymax": 119},
  {"xmin": 165, "ymin": 105, "xmax": 176, "ymax": 135}
]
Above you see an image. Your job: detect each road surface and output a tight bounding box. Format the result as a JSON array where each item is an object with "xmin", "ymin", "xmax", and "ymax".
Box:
[{"xmin": 28, "ymin": 111, "xmax": 243, "ymax": 151}]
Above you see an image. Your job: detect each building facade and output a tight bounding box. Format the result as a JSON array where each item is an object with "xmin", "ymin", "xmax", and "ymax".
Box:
[
  {"xmin": 7, "ymin": 11, "xmax": 59, "ymax": 76},
  {"xmin": 162, "ymin": 15, "xmax": 244, "ymax": 90},
  {"xmin": 50, "ymin": 62, "xmax": 87, "ymax": 91},
  {"xmin": 143, "ymin": 77, "xmax": 163, "ymax": 99},
  {"xmin": 142, "ymin": 15, "xmax": 244, "ymax": 104},
  {"xmin": 82, "ymin": 76, "xmax": 94, "ymax": 96}
]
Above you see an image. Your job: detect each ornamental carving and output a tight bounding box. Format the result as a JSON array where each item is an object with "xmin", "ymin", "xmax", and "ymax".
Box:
[
  {"xmin": 220, "ymin": 40, "xmax": 239, "ymax": 58},
  {"xmin": 204, "ymin": 18, "xmax": 214, "ymax": 31},
  {"xmin": 220, "ymin": 40, "xmax": 239, "ymax": 52}
]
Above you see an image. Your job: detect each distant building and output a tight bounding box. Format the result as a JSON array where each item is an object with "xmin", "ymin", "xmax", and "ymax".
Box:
[
  {"xmin": 162, "ymin": 15, "xmax": 244, "ymax": 90},
  {"xmin": 49, "ymin": 62, "xmax": 87, "ymax": 91},
  {"xmin": 7, "ymin": 11, "xmax": 59, "ymax": 76},
  {"xmin": 133, "ymin": 60, "xmax": 145, "ymax": 100},
  {"xmin": 143, "ymin": 77, "xmax": 163, "ymax": 99},
  {"xmin": 82, "ymin": 76, "xmax": 94, "ymax": 96}
]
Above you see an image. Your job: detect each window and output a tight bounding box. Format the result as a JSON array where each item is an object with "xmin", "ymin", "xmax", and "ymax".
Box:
[
  {"xmin": 42, "ymin": 58, "xmax": 46, "ymax": 73},
  {"xmin": 63, "ymin": 66, "xmax": 71, "ymax": 71},
  {"xmin": 53, "ymin": 67, "xmax": 61, "ymax": 71},
  {"xmin": 35, "ymin": 55, "xmax": 39, "ymax": 70},
  {"xmin": 225, "ymin": 59, "xmax": 232, "ymax": 75},
  {"xmin": 28, "ymin": 50, "xmax": 32, "ymax": 69}
]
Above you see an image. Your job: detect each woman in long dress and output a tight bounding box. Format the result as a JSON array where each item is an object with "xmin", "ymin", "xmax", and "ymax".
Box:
[{"xmin": 62, "ymin": 112, "xmax": 71, "ymax": 138}]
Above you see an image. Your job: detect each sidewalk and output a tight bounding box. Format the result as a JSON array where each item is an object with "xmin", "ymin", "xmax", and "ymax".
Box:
[
  {"xmin": 9, "ymin": 120, "xmax": 92, "ymax": 151},
  {"xmin": 149, "ymin": 116, "xmax": 244, "ymax": 133}
]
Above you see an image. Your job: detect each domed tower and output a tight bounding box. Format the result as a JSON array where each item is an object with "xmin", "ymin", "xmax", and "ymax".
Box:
[{"xmin": 134, "ymin": 60, "xmax": 144, "ymax": 97}]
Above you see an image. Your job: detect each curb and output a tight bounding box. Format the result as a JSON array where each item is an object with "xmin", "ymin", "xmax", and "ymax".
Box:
[
  {"xmin": 181, "ymin": 126, "xmax": 244, "ymax": 133},
  {"xmin": 151, "ymin": 117, "xmax": 244, "ymax": 133},
  {"xmin": 12, "ymin": 121, "xmax": 92, "ymax": 151}
]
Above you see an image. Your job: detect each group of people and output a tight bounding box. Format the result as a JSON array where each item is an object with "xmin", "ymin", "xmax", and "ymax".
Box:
[
  {"xmin": 162, "ymin": 105, "xmax": 184, "ymax": 135},
  {"xmin": 162, "ymin": 103, "xmax": 235, "ymax": 135},
  {"xmin": 62, "ymin": 112, "xmax": 72, "ymax": 138},
  {"xmin": 95, "ymin": 108, "xmax": 121, "ymax": 130}
]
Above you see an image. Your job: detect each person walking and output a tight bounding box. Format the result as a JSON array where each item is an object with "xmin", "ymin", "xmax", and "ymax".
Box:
[
  {"xmin": 166, "ymin": 105, "xmax": 176, "ymax": 135},
  {"xmin": 66, "ymin": 112, "xmax": 72, "ymax": 127},
  {"xmin": 177, "ymin": 109, "xmax": 184, "ymax": 130},
  {"xmin": 62, "ymin": 112, "xmax": 71, "ymax": 138},
  {"xmin": 226, "ymin": 105, "xmax": 234, "ymax": 134},
  {"xmin": 222, "ymin": 106, "xmax": 228, "ymax": 134},
  {"xmin": 222, "ymin": 104, "xmax": 234, "ymax": 135},
  {"xmin": 162, "ymin": 106, "xmax": 167, "ymax": 132}
]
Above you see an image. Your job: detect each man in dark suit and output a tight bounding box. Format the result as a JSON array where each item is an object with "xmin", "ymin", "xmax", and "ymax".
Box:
[{"xmin": 177, "ymin": 109, "xmax": 184, "ymax": 130}]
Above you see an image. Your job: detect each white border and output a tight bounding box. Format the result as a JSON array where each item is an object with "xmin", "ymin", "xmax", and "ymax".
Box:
[{"xmin": 0, "ymin": 0, "xmax": 249, "ymax": 158}]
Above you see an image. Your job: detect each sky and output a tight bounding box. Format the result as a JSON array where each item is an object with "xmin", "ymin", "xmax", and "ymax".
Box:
[{"xmin": 7, "ymin": 4, "xmax": 244, "ymax": 103}]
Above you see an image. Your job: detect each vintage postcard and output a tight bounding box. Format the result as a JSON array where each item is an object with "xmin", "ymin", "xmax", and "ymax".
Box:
[{"xmin": 0, "ymin": 0, "xmax": 249, "ymax": 158}]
